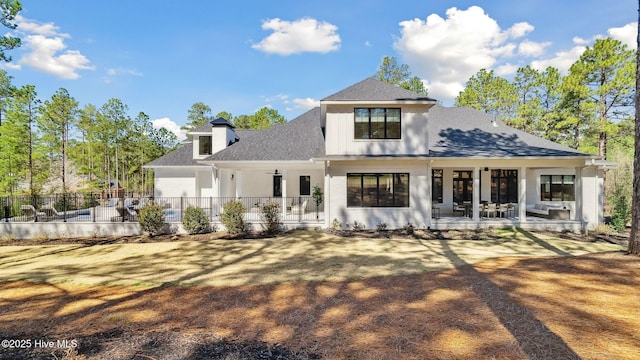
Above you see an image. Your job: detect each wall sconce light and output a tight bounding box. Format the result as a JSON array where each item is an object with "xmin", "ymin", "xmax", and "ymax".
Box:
[
  {"xmin": 274, "ymin": 169, "xmax": 279, "ymax": 175},
  {"xmin": 484, "ymin": 167, "xmax": 489, "ymax": 172},
  {"xmin": 231, "ymin": 174, "xmax": 235, "ymax": 180}
]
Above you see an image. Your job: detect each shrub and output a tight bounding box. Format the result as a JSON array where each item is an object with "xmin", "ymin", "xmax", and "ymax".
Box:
[
  {"xmin": 182, "ymin": 206, "xmax": 212, "ymax": 234},
  {"xmin": 260, "ymin": 201, "xmax": 282, "ymax": 235},
  {"xmin": 81, "ymin": 194, "xmax": 99, "ymax": 209},
  {"xmin": 351, "ymin": 220, "xmax": 365, "ymax": 231},
  {"xmin": 54, "ymin": 193, "xmax": 78, "ymax": 211},
  {"xmin": 331, "ymin": 218, "xmax": 342, "ymax": 231},
  {"xmin": 139, "ymin": 204, "xmax": 169, "ymax": 236},
  {"xmin": 376, "ymin": 222, "xmax": 388, "ymax": 232},
  {"xmin": 610, "ymin": 186, "xmax": 631, "ymax": 232},
  {"xmin": 403, "ymin": 222, "xmax": 415, "ymax": 236},
  {"xmin": 221, "ymin": 200, "xmax": 246, "ymax": 234}
]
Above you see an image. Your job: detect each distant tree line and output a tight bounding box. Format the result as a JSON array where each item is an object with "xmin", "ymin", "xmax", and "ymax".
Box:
[
  {"xmin": 378, "ymin": 40, "xmax": 635, "ymax": 228},
  {"xmin": 0, "ymin": 71, "xmax": 180, "ymax": 196}
]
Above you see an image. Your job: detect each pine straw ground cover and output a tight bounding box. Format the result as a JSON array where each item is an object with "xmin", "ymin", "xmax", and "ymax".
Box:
[{"xmin": 0, "ymin": 230, "xmax": 638, "ymax": 359}]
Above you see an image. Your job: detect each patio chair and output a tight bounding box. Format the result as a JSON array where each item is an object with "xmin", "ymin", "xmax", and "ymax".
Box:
[
  {"xmin": 484, "ymin": 203, "xmax": 497, "ymax": 218},
  {"xmin": 20, "ymin": 204, "xmax": 49, "ymax": 221},
  {"xmin": 41, "ymin": 205, "xmax": 67, "ymax": 220},
  {"xmin": 291, "ymin": 199, "xmax": 308, "ymax": 215},
  {"xmin": 452, "ymin": 202, "xmax": 465, "ymax": 216},
  {"xmin": 114, "ymin": 206, "xmax": 138, "ymax": 221},
  {"xmin": 497, "ymin": 203, "xmax": 509, "ymax": 218}
]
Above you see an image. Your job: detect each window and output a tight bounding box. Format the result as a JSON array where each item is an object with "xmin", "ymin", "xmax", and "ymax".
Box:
[
  {"xmin": 491, "ymin": 170, "xmax": 518, "ymax": 203},
  {"xmin": 347, "ymin": 173, "xmax": 409, "ymax": 207},
  {"xmin": 540, "ymin": 175, "xmax": 575, "ymax": 201},
  {"xmin": 432, "ymin": 169, "xmax": 443, "ymax": 203},
  {"xmin": 354, "ymin": 108, "xmax": 401, "ymax": 139},
  {"xmin": 452, "ymin": 171, "xmax": 473, "ymax": 203},
  {"xmin": 273, "ymin": 175, "xmax": 282, "ymax": 197},
  {"xmin": 199, "ymin": 136, "xmax": 212, "ymax": 155},
  {"xmin": 300, "ymin": 176, "xmax": 311, "ymax": 196}
]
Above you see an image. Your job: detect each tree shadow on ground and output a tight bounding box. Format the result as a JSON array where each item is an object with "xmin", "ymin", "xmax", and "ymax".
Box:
[{"xmin": 437, "ymin": 239, "xmax": 581, "ymax": 359}]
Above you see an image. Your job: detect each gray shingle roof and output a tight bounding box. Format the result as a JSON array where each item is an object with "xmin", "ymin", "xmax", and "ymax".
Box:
[
  {"xmin": 427, "ymin": 105, "xmax": 589, "ymax": 157},
  {"xmin": 322, "ymin": 77, "xmax": 437, "ymax": 102},
  {"xmin": 145, "ymin": 141, "xmax": 204, "ymax": 167},
  {"xmin": 210, "ymin": 107, "xmax": 325, "ymax": 161}
]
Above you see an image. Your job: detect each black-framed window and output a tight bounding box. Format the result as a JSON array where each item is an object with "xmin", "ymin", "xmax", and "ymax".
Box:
[
  {"xmin": 540, "ymin": 175, "xmax": 575, "ymax": 201},
  {"xmin": 453, "ymin": 171, "xmax": 473, "ymax": 203},
  {"xmin": 491, "ymin": 170, "xmax": 518, "ymax": 203},
  {"xmin": 199, "ymin": 136, "xmax": 212, "ymax": 155},
  {"xmin": 300, "ymin": 175, "xmax": 310, "ymax": 196},
  {"xmin": 347, "ymin": 173, "xmax": 409, "ymax": 207},
  {"xmin": 432, "ymin": 169, "xmax": 443, "ymax": 203},
  {"xmin": 354, "ymin": 108, "xmax": 401, "ymax": 139},
  {"xmin": 273, "ymin": 175, "xmax": 282, "ymax": 197}
]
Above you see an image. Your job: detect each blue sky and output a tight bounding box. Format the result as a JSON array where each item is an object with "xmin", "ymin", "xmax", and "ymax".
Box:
[{"xmin": 3, "ymin": 0, "xmax": 637, "ymax": 140}]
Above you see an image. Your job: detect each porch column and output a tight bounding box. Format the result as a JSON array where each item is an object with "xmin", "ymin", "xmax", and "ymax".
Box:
[
  {"xmin": 575, "ymin": 167, "xmax": 584, "ymax": 223},
  {"xmin": 426, "ymin": 161, "xmax": 433, "ymax": 228},
  {"xmin": 324, "ymin": 161, "xmax": 331, "ymax": 228},
  {"xmin": 472, "ymin": 167, "xmax": 480, "ymax": 220},
  {"xmin": 281, "ymin": 170, "xmax": 287, "ymax": 218},
  {"xmin": 519, "ymin": 167, "xmax": 527, "ymax": 221}
]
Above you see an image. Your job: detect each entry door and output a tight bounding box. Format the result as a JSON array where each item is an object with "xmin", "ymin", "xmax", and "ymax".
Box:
[
  {"xmin": 273, "ymin": 175, "xmax": 282, "ymax": 197},
  {"xmin": 453, "ymin": 171, "xmax": 473, "ymax": 203}
]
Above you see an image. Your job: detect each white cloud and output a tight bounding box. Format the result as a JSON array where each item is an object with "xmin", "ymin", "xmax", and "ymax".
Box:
[
  {"xmin": 152, "ymin": 117, "xmax": 187, "ymax": 142},
  {"xmin": 608, "ymin": 22, "xmax": 637, "ymax": 49},
  {"xmin": 252, "ymin": 17, "xmax": 341, "ymax": 55},
  {"xmin": 15, "ymin": 15, "xmax": 62, "ymax": 37},
  {"xmin": 15, "ymin": 16, "xmax": 93, "ymax": 79},
  {"xmin": 103, "ymin": 67, "xmax": 144, "ymax": 83},
  {"xmin": 394, "ymin": 6, "xmax": 535, "ymax": 103},
  {"xmin": 530, "ymin": 45, "xmax": 586, "ymax": 74},
  {"xmin": 292, "ymin": 97, "xmax": 320, "ymax": 110},
  {"xmin": 495, "ymin": 63, "xmax": 519, "ymax": 76},
  {"xmin": 505, "ymin": 22, "xmax": 534, "ymax": 39},
  {"xmin": 518, "ymin": 40, "xmax": 551, "ymax": 57}
]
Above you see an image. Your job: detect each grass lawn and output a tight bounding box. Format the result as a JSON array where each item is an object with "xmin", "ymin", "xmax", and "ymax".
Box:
[{"xmin": 0, "ymin": 228, "xmax": 637, "ymax": 359}]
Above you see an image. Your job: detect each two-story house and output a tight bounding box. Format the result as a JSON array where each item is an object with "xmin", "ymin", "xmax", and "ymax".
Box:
[{"xmin": 146, "ymin": 78, "xmax": 611, "ymax": 231}]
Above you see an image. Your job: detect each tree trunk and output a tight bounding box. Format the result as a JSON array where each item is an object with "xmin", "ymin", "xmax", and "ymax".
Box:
[{"xmin": 628, "ymin": 2, "xmax": 640, "ymax": 255}]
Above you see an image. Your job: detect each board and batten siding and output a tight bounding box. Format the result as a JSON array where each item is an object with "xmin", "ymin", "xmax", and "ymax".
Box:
[
  {"xmin": 324, "ymin": 104, "xmax": 430, "ymax": 156},
  {"xmin": 326, "ymin": 160, "xmax": 429, "ymax": 229}
]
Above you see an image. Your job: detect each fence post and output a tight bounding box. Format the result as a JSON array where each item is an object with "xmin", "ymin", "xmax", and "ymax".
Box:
[
  {"xmin": 92, "ymin": 193, "xmax": 97, "ymax": 223},
  {"xmin": 180, "ymin": 197, "xmax": 184, "ymax": 222},
  {"xmin": 62, "ymin": 193, "xmax": 67, "ymax": 223},
  {"xmin": 121, "ymin": 194, "xmax": 125, "ymax": 222},
  {"xmin": 209, "ymin": 197, "xmax": 213, "ymax": 221},
  {"xmin": 3, "ymin": 196, "xmax": 8, "ymax": 222}
]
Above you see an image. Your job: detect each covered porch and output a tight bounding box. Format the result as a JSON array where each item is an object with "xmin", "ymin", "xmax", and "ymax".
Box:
[{"xmin": 424, "ymin": 159, "xmax": 605, "ymax": 232}]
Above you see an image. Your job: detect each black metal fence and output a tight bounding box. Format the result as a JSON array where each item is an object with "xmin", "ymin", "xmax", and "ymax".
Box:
[{"xmin": 1, "ymin": 194, "xmax": 324, "ymax": 223}]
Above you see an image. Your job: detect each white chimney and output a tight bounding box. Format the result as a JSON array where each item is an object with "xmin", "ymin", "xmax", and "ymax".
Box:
[{"xmin": 210, "ymin": 117, "xmax": 236, "ymax": 154}]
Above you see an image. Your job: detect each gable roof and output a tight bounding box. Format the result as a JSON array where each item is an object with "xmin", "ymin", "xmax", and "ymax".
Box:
[
  {"xmin": 322, "ymin": 77, "xmax": 436, "ymax": 102},
  {"xmin": 209, "ymin": 107, "xmax": 325, "ymax": 161},
  {"xmin": 427, "ymin": 105, "xmax": 590, "ymax": 158}
]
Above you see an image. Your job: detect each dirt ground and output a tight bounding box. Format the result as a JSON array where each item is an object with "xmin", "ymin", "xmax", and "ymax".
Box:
[{"xmin": 0, "ymin": 230, "xmax": 637, "ymax": 359}]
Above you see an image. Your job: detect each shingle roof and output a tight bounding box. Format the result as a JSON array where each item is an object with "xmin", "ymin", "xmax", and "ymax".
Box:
[
  {"xmin": 322, "ymin": 77, "xmax": 437, "ymax": 102},
  {"xmin": 210, "ymin": 107, "xmax": 325, "ymax": 161},
  {"xmin": 427, "ymin": 105, "xmax": 589, "ymax": 157},
  {"xmin": 145, "ymin": 141, "xmax": 204, "ymax": 167}
]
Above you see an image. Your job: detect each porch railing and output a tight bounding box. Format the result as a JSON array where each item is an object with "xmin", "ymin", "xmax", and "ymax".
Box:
[{"xmin": 0, "ymin": 194, "xmax": 324, "ymax": 223}]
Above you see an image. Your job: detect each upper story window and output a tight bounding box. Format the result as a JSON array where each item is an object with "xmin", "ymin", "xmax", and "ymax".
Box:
[
  {"xmin": 199, "ymin": 136, "xmax": 212, "ymax": 155},
  {"xmin": 354, "ymin": 108, "xmax": 401, "ymax": 139}
]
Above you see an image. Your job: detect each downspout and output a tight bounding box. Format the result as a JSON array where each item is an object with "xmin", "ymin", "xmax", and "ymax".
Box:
[{"xmin": 324, "ymin": 160, "xmax": 330, "ymax": 229}]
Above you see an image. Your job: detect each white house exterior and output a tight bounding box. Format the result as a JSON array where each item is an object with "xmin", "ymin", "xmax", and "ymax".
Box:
[{"xmin": 146, "ymin": 78, "xmax": 611, "ymax": 231}]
